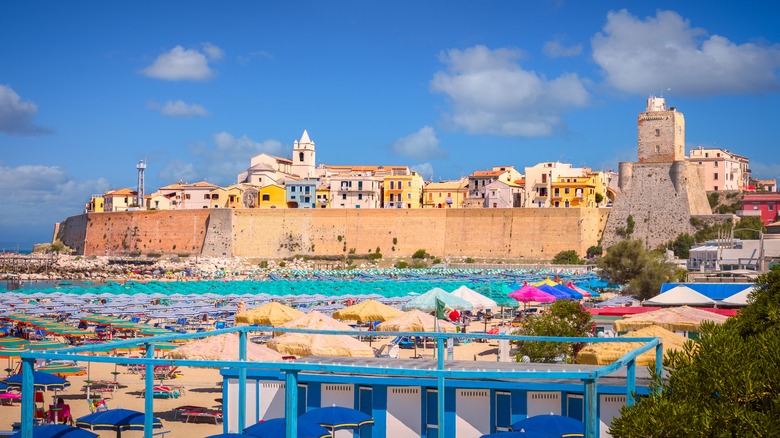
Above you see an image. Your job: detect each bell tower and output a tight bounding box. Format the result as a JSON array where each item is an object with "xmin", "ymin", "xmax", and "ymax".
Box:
[
  {"xmin": 291, "ymin": 130, "xmax": 316, "ymax": 178},
  {"xmin": 637, "ymin": 97, "xmax": 685, "ymax": 163}
]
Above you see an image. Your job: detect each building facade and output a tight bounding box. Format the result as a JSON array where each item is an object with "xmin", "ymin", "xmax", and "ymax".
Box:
[
  {"xmin": 741, "ymin": 193, "xmax": 780, "ymax": 226},
  {"xmin": 383, "ymin": 170, "xmax": 425, "ymax": 208},
  {"xmin": 637, "ymin": 96, "xmax": 685, "ymax": 163},
  {"xmin": 688, "ymin": 147, "xmax": 750, "ymax": 191},
  {"xmin": 484, "ymin": 180, "xmax": 524, "ymax": 208},
  {"xmin": 423, "ymin": 179, "xmax": 468, "ymax": 208},
  {"xmin": 524, "ymin": 162, "xmax": 588, "ymax": 208},
  {"xmin": 285, "ymin": 179, "xmax": 320, "ymax": 208},
  {"xmin": 330, "ymin": 173, "xmax": 384, "ymax": 208},
  {"xmin": 465, "ymin": 166, "xmax": 523, "ymax": 207},
  {"xmin": 103, "ymin": 188, "xmax": 138, "ymax": 212},
  {"xmin": 551, "ymin": 175, "xmax": 598, "ymax": 208},
  {"xmin": 180, "ymin": 181, "xmax": 220, "ymax": 209}
]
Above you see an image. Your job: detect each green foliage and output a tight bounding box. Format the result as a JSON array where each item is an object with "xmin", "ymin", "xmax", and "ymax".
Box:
[
  {"xmin": 48, "ymin": 240, "xmax": 71, "ymax": 254},
  {"xmin": 177, "ymin": 253, "xmax": 190, "ymax": 258},
  {"xmin": 513, "ymin": 300, "xmax": 594, "ymax": 363},
  {"xmin": 551, "ymin": 250, "xmax": 583, "ymax": 265},
  {"xmin": 668, "ymin": 233, "xmax": 696, "ymax": 259},
  {"xmin": 395, "ymin": 261, "xmax": 408, "ymax": 269},
  {"xmin": 278, "ymin": 261, "xmax": 286, "ymax": 267},
  {"xmin": 348, "ymin": 248, "xmax": 356, "ymax": 254},
  {"xmin": 128, "ymin": 249, "xmax": 142, "ymax": 257},
  {"xmin": 337, "ymin": 235, "xmax": 343, "ymax": 242},
  {"xmin": 626, "ymin": 215, "xmax": 635, "ymax": 236},
  {"xmin": 598, "ymin": 239, "xmax": 680, "ymax": 300},
  {"xmin": 259, "ymin": 260, "xmax": 268, "ymax": 269},
  {"xmin": 432, "ymin": 258, "xmax": 442, "ymax": 265},
  {"xmin": 610, "ymin": 266, "xmax": 780, "ymax": 437},
  {"xmin": 707, "ymin": 191, "xmax": 720, "ymax": 208},
  {"xmin": 146, "ymin": 252, "xmax": 162, "ymax": 258},
  {"xmin": 733, "ymin": 216, "xmax": 766, "ymax": 240},
  {"xmin": 172, "ymin": 244, "xmax": 177, "ymax": 250},
  {"xmin": 595, "ymin": 192, "xmax": 604, "ymax": 204},
  {"xmin": 369, "ymin": 251, "xmax": 383, "ymax": 260},
  {"xmin": 586, "ymin": 245, "xmax": 603, "ymax": 258},
  {"xmin": 392, "ymin": 237, "xmax": 398, "ymax": 245},
  {"xmin": 465, "ymin": 257, "xmax": 475, "ymax": 264},
  {"xmin": 412, "ymin": 249, "xmax": 429, "ymax": 259}
]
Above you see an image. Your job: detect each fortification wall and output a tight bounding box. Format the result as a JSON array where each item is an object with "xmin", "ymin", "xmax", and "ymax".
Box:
[
  {"xmin": 54, "ymin": 214, "xmax": 88, "ymax": 254},
  {"xmin": 58, "ymin": 208, "xmax": 608, "ymax": 259},
  {"xmin": 602, "ymin": 162, "xmax": 712, "ymax": 249}
]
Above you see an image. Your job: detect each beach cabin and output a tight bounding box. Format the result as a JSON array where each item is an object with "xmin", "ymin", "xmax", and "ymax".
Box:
[{"xmin": 221, "ymin": 356, "xmax": 652, "ymax": 438}]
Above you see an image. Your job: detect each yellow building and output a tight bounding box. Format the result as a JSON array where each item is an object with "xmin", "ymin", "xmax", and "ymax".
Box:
[
  {"xmin": 88, "ymin": 195, "xmax": 105, "ymax": 213},
  {"xmin": 383, "ymin": 171, "xmax": 425, "ymax": 208},
  {"xmin": 316, "ymin": 185, "xmax": 330, "ymax": 208},
  {"xmin": 423, "ymin": 179, "xmax": 468, "ymax": 208},
  {"xmin": 551, "ymin": 176, "xmax": 597, "ymax": 208},
  {"xmin": 103, "ymin": 188, "xmax": 138, "ymax": 211},
  {"xmin": 209, "ymin": 187, "xmax": 229, "ymax": 208},
  {"xmin": 255, "ymin": 184, "xmax": 287, "ymax": 209},
  {"xmin": 589, "ymin": 171, "xmax": 616, "ymax": 206}
]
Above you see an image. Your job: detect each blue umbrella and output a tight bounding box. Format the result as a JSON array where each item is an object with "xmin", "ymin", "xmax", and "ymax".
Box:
[
  {"xmin": 536, "ymin": 284, "xmax": 575, "ymax": 300},
  {"xmin": 3, "ymin": 371, "xmax": 70, "ymax": 391},
  {"xmin": 10, "ymin": 424, "xmax": 98, "ymax": 438},
  {"xmin": 244, "ymin": 418, "xmax": 331, "ymax": 438},
  {"xmin": 76, "ymin": 408, "xmax": 162, "ymax": 437},
  {"xmin": 206, "ymin": 435, "xmax": 247, "ymax": 438},
  {"xmin": 510, "ymin": 414, "xmax": 584, "ymax": 437},
  {"xmin": 481, "ymin": 431, "xmax": 550, "ymax": 438},
  {"xmin": 553, "ymin": 284, "xmax": 583, "ymax": 300},
  {"xmin": 299, "ymin": 406, "xmax": 374, "ymax": 431}
]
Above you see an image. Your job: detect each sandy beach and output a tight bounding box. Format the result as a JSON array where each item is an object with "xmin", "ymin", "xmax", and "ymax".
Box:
[{"xmin": 0, "ymin": 333, "xmax": 503, "ymax": 437}]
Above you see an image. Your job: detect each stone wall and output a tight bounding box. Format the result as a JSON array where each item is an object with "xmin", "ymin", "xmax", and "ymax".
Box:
[
  {"xmin": 603, "ymin": 161, "xmax": 712, "ymax": 249},
  {"xmin": 57, "ymin": 208, "xmax": 609, "ymax": 259}
]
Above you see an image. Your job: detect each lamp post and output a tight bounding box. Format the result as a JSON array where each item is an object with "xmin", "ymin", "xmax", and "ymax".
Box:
[{"xmin": 731, "ymin": 227, "xmax": 765, "ymax": 272}]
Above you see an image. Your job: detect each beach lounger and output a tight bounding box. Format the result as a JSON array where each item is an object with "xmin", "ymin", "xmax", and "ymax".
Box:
[{"xmin": 182, "ymin": 409, "xmax": 222, "ymax": 424}]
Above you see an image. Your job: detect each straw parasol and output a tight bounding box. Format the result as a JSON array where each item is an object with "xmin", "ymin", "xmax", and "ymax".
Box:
[
  {"xmin": 234, "ymin": 301, "xmax": 304, "ymax": 326},
  {"xmin": 613, "ymin": 306, "xmax": 729, "ymax": 333},
  {"xmin": 170, "ymin": 333, "xmax": 283, "ymax": 362},
  {"xmin": 576, "ymin": 325, "xmax": 690, "ymax": 366},
  {"xmin": 332, "ymin": 299, "xmax": 403, "ymax": 322},
  {"xmin": 267, "ymin": 310, "xmax": 374, "ymax": 358},
  {"xmin": 375, "ymin": 309, "xmax": 457, "ymax": 333}
]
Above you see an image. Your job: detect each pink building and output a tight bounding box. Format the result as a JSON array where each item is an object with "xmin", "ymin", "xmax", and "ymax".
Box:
[{"xmin": 742, "ymin": 193, "xmax": 780, "ymax": 226}]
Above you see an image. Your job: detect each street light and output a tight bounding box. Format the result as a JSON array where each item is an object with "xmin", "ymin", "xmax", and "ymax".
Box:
[{"xmin": 731, "ymin": 227, "xmax": 765, "ymax": 272}]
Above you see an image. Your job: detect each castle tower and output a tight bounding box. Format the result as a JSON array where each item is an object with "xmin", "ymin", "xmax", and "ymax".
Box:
[
  {"xmin": 637, "ymin": 97, "xmax": 685, "ymax": 163},
  {"xmin": 602, "ymin": 99, "xmax": 715, "ymax": 249},
  {"xmin": 291, "ymin": 130, "xmax": 316, "ymax": 178}
]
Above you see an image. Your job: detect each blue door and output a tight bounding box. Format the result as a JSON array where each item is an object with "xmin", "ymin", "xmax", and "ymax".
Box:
[
  {"xmin": 425, "ymin": 389, "xmax": 438, "ymax": 437},
  {"xmin": 495, "ymin": 391, "xmax": 512, "ymax": 432},
  {"xmin": 566, "ymin": 395, "xmax": 583, "ymax": 422},
  {"xmin": 359, "ymin": 387, "xmax": 372, "ymax": 438}
]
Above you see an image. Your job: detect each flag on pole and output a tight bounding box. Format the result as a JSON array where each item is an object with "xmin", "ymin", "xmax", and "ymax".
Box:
[{"xmin": 435, "ymin": 298, "xmax": 452, "ymax": 320}]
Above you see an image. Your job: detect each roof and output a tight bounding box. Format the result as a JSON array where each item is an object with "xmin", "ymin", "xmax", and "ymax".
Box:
[
  {"xmin": 425, "ymin": 180, "xmax": 468, "ymax": 190},
  {"xmin": 743, "ymin": 193, "xmax": 780, "ymax": 201},
  {"xmin": 660, "ymin": 283, "xmax": 755, "ymax": 300},
  {"xmin": 469, "ymin": 170, "xmax": 504, "ymax": 177},
  {"xmin": 183, "ymin": 181, "xmax": 219, "ymax": 189},
  {"xmin": 299, "ymin": 130, "xmax": 312, "ymax": 144},
  {"xmin": 104, "ymin": 188, "xmax": 137, "ymax": 196},
  {"xmin": 326, "ymin": 165, "xmax": 408, "ymax": 173}
]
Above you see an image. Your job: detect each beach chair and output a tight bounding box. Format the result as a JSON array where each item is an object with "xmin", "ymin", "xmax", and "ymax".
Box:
[
  {"xmin": 88, "ymin": 396, "xmax": 108, "ymax": 413},
  {"xmin": 375, "ymin": 336, "xmax": 402, "ymax": 358}
]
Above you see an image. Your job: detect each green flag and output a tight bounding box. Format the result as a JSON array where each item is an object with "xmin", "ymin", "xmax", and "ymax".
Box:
[{"xmin": 435, "ymin": 298, "xmax": 450, "ymax": 320}]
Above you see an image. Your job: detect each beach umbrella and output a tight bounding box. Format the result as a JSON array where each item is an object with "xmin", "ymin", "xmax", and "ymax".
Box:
[
  {"xmin": 510, "ymin": 414, "xmax": 584, "ymax": 437},
  {"xmin": 613, "ymin": 306, "xmax": 729, "ymax": 333},
  {"xmin": 480, "ymin": 432, "xmax": 550, "ymax": 438},
  {"xmin": 376, "ymin": 309, "xmax": 456, "ymax": 358},
  {"xmin": 532, "ymin": 278, "xmax": 559, "ymax": 288},
  {"xmin": 280, "ymin": 310, "xmax": 355, "ymax": 331},
  {"xmin": 235, "ymin": 302, "xmax": 304, "ymax": 326},
  {"xmin": 3, "ymin": 371, "xmax": 70, "ymax": 391},
  {"xmin": 332, "ymin": 299, "xmax": 403, "ymax": 323},
  {"xmin": 0, "ymin": 337, "xmax": 29, "ymax": 348},
  {"xmin": 299, "ymin": 406, "xmax": 374, "ymax": 433},
  {"xmin": 10, "ymin": 424, "xmax": 98, "ymax": 438},
  {"xmin": 642, "ymin": 286, "xmax": 716, "ymax": 306},
  {"xmin": 75, "ymin": 408, "xmax": 162, "ymax": 437},
  {"xmin": 576, "ymin": 325, "xmax": 689, "ymax": 367},
  {"xmin": 450, "ymin": 286, "xmax": 497, "ymax": 311},
  {"xmin": 536, "ymin": 284, "xmax": 575, "ymax": 300},
  {"xmin": 266, "ymin": 331, "xmax": 374, "ymax": 358},
  {"xmin": 509, "ymin": 283, "xmax": 556, "ymax": 304},
  {"xmin": 401, "ymin": 288, "xmax": 473, "ymax": 313},
  {"xmin": 205, "ymin": 435, "xmax": 247, "ymax": 438},
  {"xmin": 170, "ymin": 333, "xmax": 283, "ymax": 362},
  {"xmin": 243, "ymin": 418, "xmax": 331, "ymax": 438}
]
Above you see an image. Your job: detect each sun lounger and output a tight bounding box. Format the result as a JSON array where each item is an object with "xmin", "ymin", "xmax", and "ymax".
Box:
[{"xmin": 182, "ymin": 409, "xmax": 222, "ymax": 424}]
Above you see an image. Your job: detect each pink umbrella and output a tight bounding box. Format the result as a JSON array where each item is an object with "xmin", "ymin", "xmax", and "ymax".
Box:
[
  {"xmin": 565, "ymin": 281, "xmax": 591, "ymax": 297},
  {"xmin": 509, "ymin": 282, "xmax": 557, "ymax": 303}
]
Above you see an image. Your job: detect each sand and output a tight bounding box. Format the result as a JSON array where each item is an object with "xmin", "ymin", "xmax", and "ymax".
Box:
[{"xmin": 0, "ymin": 334, "xmax": 503, "ymax": 437}]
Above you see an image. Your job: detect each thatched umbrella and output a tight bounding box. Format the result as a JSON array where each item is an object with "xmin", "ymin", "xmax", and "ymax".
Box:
[
  {"xmin": 376, "ymin": 309, "xmax": 456, "ymax": 358},
  {"xmin": 234, "ymin": 302, "xmax": 304, "ymax": 326},
  {"xmin": 266, "ymin": 310, "xmax": 374, "ymax": 358},
  {"xmin": 576, "ymin": 325, "xmax": 690, "ymax": 366},
  {"xmin": 613, "ymin": 306, "xmax": 729, "ymax": 333},
  {"xmin": 332, "ymin": 299, "xmax": 403, "ymax": 323},
  {"xmin": 169, "ymin": 333, "xmax": 283, "ymax": 362}
]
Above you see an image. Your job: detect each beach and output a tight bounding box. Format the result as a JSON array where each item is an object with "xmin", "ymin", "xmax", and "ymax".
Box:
[{"xmin": 0, "ymin": 332, "xmax": 503, "ymax": 437}]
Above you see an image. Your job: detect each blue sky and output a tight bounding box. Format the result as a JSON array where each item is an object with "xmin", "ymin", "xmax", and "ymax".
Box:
[{"xmin": 2, "ymin": 1, "xmax": 780, "ymax": 249}]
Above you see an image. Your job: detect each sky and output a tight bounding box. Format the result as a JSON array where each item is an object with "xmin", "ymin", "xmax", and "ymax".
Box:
[{"xmin": 2, "ymin": 1, "xmax": 780, "ymax": 249}]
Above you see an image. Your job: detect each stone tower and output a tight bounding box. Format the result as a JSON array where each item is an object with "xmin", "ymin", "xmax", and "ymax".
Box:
[
  {"xmin": 602, "ymin": 98, "xmax": 712, "ymax": 249},
  {"xmin": 291, "ymin": 130, "xmax": 316, "ymax": 178}
]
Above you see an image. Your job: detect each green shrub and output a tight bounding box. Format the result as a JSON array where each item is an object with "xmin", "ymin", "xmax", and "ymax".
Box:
[
  {"xmin": 395, "ymin": 261, "xmax": 408, "ymax": 269},
  {"xmin": 552, "ymin": 250, "xmax": 583, "ymax": 265},
  {"xmin": 259, "ymin": 261, "xmax": 268, "ymax": 269},
  {"xmin": 147, "ymin": 252, "xmax": 162, "ymax": 258},
  {"xmin": 412, "ymin": 249, "xmax": 429, "ymax": 259},
  {"xmin": 129, "ymin": 249, "xmax": 142, "ymax": 257},
  {"xmin": 279, "ymin": 261, "xmax": 286, "ymax": 267},
  {"xmin": 465, "ymin": 257, "xmax": 475, "ymax": 264}
]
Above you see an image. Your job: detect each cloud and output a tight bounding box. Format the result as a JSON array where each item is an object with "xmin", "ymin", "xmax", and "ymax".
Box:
[
  {"xmin": 202, "ymin": 43, "xmax": 225, "ymax": 61},
  {"xmin": 0, "ymin": 163, "xmax": 109, "ymax": 228},
  {"xmin": 147, "ymin": 100, "xmax": 209, "ymax": 117},
  {"xmin": 141, "ymin": 44, "xmax": 222, "ymax": 81},
  {"xmin": 592, "ymin": 10, "xmax": 780, "ymax": 96},
  {"xmin": 392, "ymin": 126, "xmax": 445, "ymax": 160},
  {"xmin": 237, "ymin": 50, "xmax": 273, "ymax": 65},
  {"xmin": 411, "ymin": 163, "xmax": 434, "ymax": 180},
  {"xmin": 750, "ymin": 162, "xmax": 780, "ymax": 181},
  {"xmin": 543, "ymin": 39, "xmax": 583, "ymax": 58},
  {"xmin": 430, "ymin": 45, "xmax": 589, "ymax": 136},
  {"xmin": 158, "ymin": 132, "xmax": 285, "ymax": 185},
  {"xmin": 0, "ymin": 85, "xmax": 51, "ymax": 135}
]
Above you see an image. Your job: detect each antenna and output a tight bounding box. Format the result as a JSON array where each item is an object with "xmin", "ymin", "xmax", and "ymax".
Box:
[{"xmin": 136, "ymin": 159, "xmax": 147, "ymax": 207}]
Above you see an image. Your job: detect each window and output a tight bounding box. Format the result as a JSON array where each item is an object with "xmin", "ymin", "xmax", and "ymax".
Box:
[
  {"xmin": 565, "ymin": 200, "xmax": 570, "ymax": 208},
  {"xmin": 342, "ymin": 194, "xmax": 347, "ymax": 200},
  {"xmin": 447, "ymin": 192, "xmax": 451, "ymax": 197},
  {"xmin": 714, "ymin": 186, "xmax": 718, "ymax": 191},
  {"xmin": 408, "ymin": 181, "xmax": 411, "ymax": 187},
  {"xmin": 390, "ymin": 181, "xmax": 394, "ymax": 189},
  {"xmin": 299, "ymin": 152, "xmax": 304, "ymax": 162},
  {"xmin": 185, "ymin": 194, "xmax": 191, "ymax": 199},
  {"xmin": 564, "ymin": 188, "xmax": 570, "ymax": 194},
  {"xmin": 769, "ymin": 204, "xmax": 775, "ymax": 211},
  {"xmin": 656, "ymin": 145, "xmax": 660, "ymax": 154},
  {"xmin": 554, "ymin": 201, "xmax": 560, "ymax": 207},
  {"xmin": 397, "ymin": 180, "xmax": 401, "ymax": 188},
  {"xmin": 407, "ymin": 193, "xmax": 412, "ymax": 199},
  {"xmin": 655, "ymin": 128, "xmax": 660, "ymax": 136},
  {"xmin": 305, "ymin": 186, "xmax": 310, "ymax": 194},
  {"xmin": 390, "ymin": 194, "xmax": 394, "ymax": 202},
  {"xmin": 554, "ymin": 188, "xmax": 560, "ymax": 196},
  {"xmin": 714, "ymin": 173, "xmax": 719, "ymax": 180},
  {"xmin": 358, "ymin": 194, "xmax": 363, "ymax": 200},
  {"xmin": 714, "ymin": 161, "xmax": 718, "ymax": 167},
  {"xmin": 358, "ymin": 181, "xmax": 363, "ymax": 190}
]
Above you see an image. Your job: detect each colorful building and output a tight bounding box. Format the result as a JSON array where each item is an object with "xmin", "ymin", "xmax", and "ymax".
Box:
[
  {"xmin": 87, "ymin": 195, "xmax": 105, "ymax": 213},
  {"xmin": 383, "ymin": 170, "xmax": 425, "ymax": 208},
  {"xmin": 465, "ymin": 166, "xmax": 523, "ymax": 207},
  {"xmin": 741, "ymin": 193, "xmax": 780, "ymax": 226},
  {"xmin": 180, "ymin": 181, "xmax": 220, "ymax": 209},
  {"xmin": 688, "ymin": 146, "xmax": 750, "ymax": 191},
  {"xmin": 485, "ymin": 180, "xmax": 524, "ymax": 208},
  {"xmin": 285, "ymin": 178, "xmax": 319, "ymax": 208},
  {"xmin": 330, "ymin": 173, "xmax": 383, "ymax": 209},
  {"xmin": 423, "ymin": 179, "xmax": 468, "ymax": 208},
  {"xmin": 316, "ymin": 184, "xmax": 330, "ymax": 208},
  {"xmin": 551, "ymin": 175, "xmax": 598, "ymax": 208},
  {"xmin": 103, "ymin": 188, "xmax": 138, "ymax": 212},
  {"xmin": 524, "ymin": 162, "xmax": 589, "ymax": 208},
  {"xmin": 250, "ymin": 184, "xmax": 287, "ymax": 209}
]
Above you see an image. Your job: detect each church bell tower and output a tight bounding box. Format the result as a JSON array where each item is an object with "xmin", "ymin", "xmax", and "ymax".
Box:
[{"xmin": 291, "ymin": 130, "xmax": 316, "ymax": 178}]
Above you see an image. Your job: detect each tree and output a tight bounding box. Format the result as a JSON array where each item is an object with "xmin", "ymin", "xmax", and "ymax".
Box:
[
  {"xmin": 609, "ymin": 267, "xmax": 780, "ymax": 437},
  {"xmin": 733, "ymin": 216, "xmax": 766, "ymax": 240},
  {"xmin": 551, "ymin": 250, "xmax": 583, "ymax": 265},
  {"xmin": 595, "ymin": 192, "xmax": 604, "ymax": 205},
  {"xmin": 412, "ymin": 249, "xmax": 429, "ymax": 259},
  {"xmin": 668, "ymin": 233, "xmax": 696, "ymax": 259},
  {"xmin": 513, "ymin": 300, "xmax": 594, "ymax": 363},
  {"xmin": 586, "ymin": 245, "xmax": 603, "ymax": 259},
  {"xmin": 598, "ymin": 239, "xmax": 681, "ymax": 300}
]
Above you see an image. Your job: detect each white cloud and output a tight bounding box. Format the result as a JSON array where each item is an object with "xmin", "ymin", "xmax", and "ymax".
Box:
[
  {"xmin": 0, "ymin": 163, "xmax": 109, "ymax": 228},
  {"xmin": 392, "ymin": 126, "xmax": 445, "ymax": 160},
  {"xmin": 543, "ymin": 39, "xmax": 583, "ymax": 58},
  {"xmin": 411, "ymin": 163, "xmax": 434, "ymax": 180},
  {"xmin": 592, "ymin": 10, "xmax": 780, "ymax": 96},
  {"xmin": 141, "ymin": 45, "xmax": 222, "ymax": 81},
  {"xmin": 0, "ymin": 85, "xmax": 50, "ymax": 135},
  {"xmin": 202, "ymin": 43, "xmax": 225, "ymax": 61},
  {"xmin": 157, "ymin": 159, "xmax": 198, "ymax": 184},
  {"xmin": 430, "ymin": 45, "xmax": 589, "ymax": 136},
  {"xmin": 147, "ymin": 100, "xmax": 209, "ymax": 117},
  {"xmin": 750, "ymin": 162, "xmax": 780, "ymax": 181}
]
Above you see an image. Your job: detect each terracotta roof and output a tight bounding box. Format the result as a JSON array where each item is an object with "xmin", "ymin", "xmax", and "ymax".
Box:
[
  {"xmin": 425, "ymin": 180, "xmax": 467, "ymax": 189},
  {"xmin": 184, "ymin": 181, "xmax": 220, "ymax": 188},
  {"xmin": 104, "ymin": 188, "xmax": 137, "ymax": 196},
  {"xmin": 326, "ymin": 165, "xmax": 408, "ymax": 172},
  {"xmin": 469, "ymin": 170, "xmax": 504, "ymax": 177},
  {"xmin": 743, "ymin": 193, "xmax": 780, "ymax": 201},
  {"xmin": 514, "ymin": 179, "xmax": 526, "ymax": 185}
]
